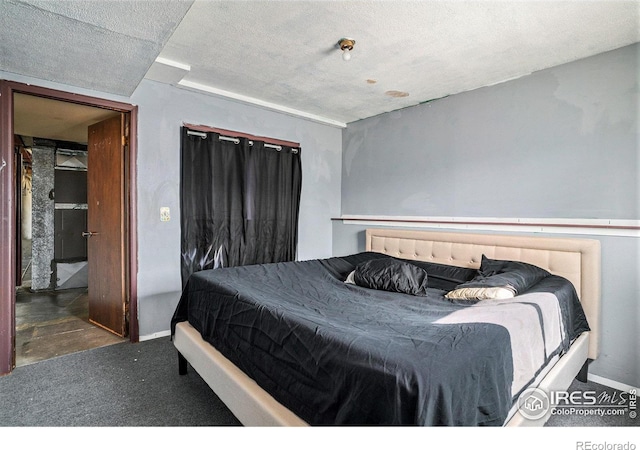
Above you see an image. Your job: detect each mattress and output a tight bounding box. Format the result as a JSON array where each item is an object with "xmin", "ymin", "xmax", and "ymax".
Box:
[{"xmin": 171, "ymin": 252, "xmax": 589, "ymax": 426}]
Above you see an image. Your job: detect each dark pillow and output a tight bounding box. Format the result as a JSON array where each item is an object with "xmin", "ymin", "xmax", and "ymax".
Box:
[
  {"xmin": 353, "ymin": 258, "xmax": 429, "ymax": 296},
  {"xmin": 446, "ymin": 255, "xmax": 550, "ymax": 300},
  {"xmin": 402, "ymin": 258, "xmax": 478, "ymax": 291},
  {"xmin": 477, "ymin": 255, "xmax": 550, "ymax": 292}
]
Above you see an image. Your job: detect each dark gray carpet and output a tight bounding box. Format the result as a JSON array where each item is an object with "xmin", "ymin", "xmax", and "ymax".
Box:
[
  {"xmin": 0, "ymin": 337, "xmax": 636, "ymax": 427},
  {"xmin": 0, "ymin": 337, "xmax": 240, "ymax": 426}
]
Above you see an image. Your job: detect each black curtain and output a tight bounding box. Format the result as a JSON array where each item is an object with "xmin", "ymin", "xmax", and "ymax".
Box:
[{"xmin": 180, "ymin": 127, "xmax": 302, "ymax": 287}]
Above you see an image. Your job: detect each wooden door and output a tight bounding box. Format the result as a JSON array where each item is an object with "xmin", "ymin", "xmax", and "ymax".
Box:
[{"xmin": 87, "ymin": 114, "xmax": 127, "ymax": 336}]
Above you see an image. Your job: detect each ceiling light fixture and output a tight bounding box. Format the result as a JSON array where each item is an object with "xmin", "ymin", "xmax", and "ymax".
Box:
[{"xmin": 338, "ymin": 38, "xmax": 355, "ymax": 61}]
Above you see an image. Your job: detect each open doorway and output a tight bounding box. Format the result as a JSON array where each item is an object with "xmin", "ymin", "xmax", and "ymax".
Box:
[
  {"xmin": 0, "ymin": 81, "xmax": 139, "ymax": 374},
  {"xmin": 14, "ymin": 94, "xmax": 126, "ymax": 366}
]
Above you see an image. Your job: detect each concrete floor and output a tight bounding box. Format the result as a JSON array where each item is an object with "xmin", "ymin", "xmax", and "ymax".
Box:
[
  {"xmin": 15, "ymin": 237, "xmax": 124, "ymax": 367},
  {"xmin": 15, "ymin": 287, "xmax": 126, "ymax": 367}
]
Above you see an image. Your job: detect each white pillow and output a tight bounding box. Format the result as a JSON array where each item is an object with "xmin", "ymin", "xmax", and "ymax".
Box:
[{"xmin": 445, "ymin": 286, "xmax": 515, "ymax": 300}]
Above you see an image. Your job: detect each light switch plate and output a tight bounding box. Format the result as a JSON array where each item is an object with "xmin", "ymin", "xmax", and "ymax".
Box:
[{"xmin": 160, "ymin": 207, "xmax": 170, "ymax": 222}]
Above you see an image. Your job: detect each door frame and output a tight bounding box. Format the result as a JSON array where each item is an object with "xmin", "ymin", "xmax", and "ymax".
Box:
[{"xmin": 0, "ymin": 80, "xmax": 139, "ymax": 375}]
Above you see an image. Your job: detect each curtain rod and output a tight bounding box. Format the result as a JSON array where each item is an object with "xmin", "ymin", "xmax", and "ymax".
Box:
[
  {"xmin": 187, "ymin": 130, "xmax": 298, "ymax": 153},
  {"xmin": 186, "ymin": 130, "xmax": 207, "ymax": 138},
  {"xmin": 184, "ymin": 123, "xmax": 300, "ymax": 148}
]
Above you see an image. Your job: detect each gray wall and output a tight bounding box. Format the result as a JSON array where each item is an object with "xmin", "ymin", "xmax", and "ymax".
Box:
[
  {"xmin": 337, "ymin": 44, "xmax": 639, "ymax": 388},
  {"xmin": 342, "ymin": 44, "xmax": 638, "ymax": 219}
]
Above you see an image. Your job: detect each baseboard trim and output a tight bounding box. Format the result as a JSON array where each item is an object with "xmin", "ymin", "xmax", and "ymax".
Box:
[
  {"xmin": 139, "ymin": 330, "xmax": 171, "ymax": 341},
  {"xmin": 588, "ymin": 373, "xmax": 639, "ymax": 393}
]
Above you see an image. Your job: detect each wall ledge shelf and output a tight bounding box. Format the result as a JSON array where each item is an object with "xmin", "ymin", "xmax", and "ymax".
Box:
[{"xmin": 334, "ymin": 215, "xmax": 640, "ymax": 238}]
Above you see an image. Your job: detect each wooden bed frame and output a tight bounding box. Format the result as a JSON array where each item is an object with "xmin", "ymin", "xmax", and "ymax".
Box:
[{"xmin": 173, "ymin": 228, "xmax": 601, "ymax": 426}]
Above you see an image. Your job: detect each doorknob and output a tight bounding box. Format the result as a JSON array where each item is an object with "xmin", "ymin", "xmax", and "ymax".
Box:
[{"xmin": 82, "ymin": 231, "xmax": 100, "ymax": 237}]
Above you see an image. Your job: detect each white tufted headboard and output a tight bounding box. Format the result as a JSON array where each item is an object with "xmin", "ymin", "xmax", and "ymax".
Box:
[{"xmin": 366, "ymin": 228, "xmax": 601, "ymax": 360}]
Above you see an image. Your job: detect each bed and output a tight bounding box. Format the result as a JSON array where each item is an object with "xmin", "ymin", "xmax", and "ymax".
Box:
[{"xmin": 171, "ymin": 228, "xmax": 601, "ymax": 426}]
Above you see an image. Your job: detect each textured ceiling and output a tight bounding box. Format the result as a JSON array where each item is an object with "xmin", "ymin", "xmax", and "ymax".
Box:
[
  {"xmin": 0, "ymin": 0, "xmax": 194, "ymax": 96},
  {"xmin": 152, "ymin": 1, "xmax": 640, "ymax": 125},
  {"xmin": 1, "ymin": 0, "xmax": 639, "ymax": 130}
]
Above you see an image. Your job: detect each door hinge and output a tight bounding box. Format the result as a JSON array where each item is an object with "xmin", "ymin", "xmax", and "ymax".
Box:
[{"xmin": 122, "ymin": 135, "xmax": 128, "ymax": 147}]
